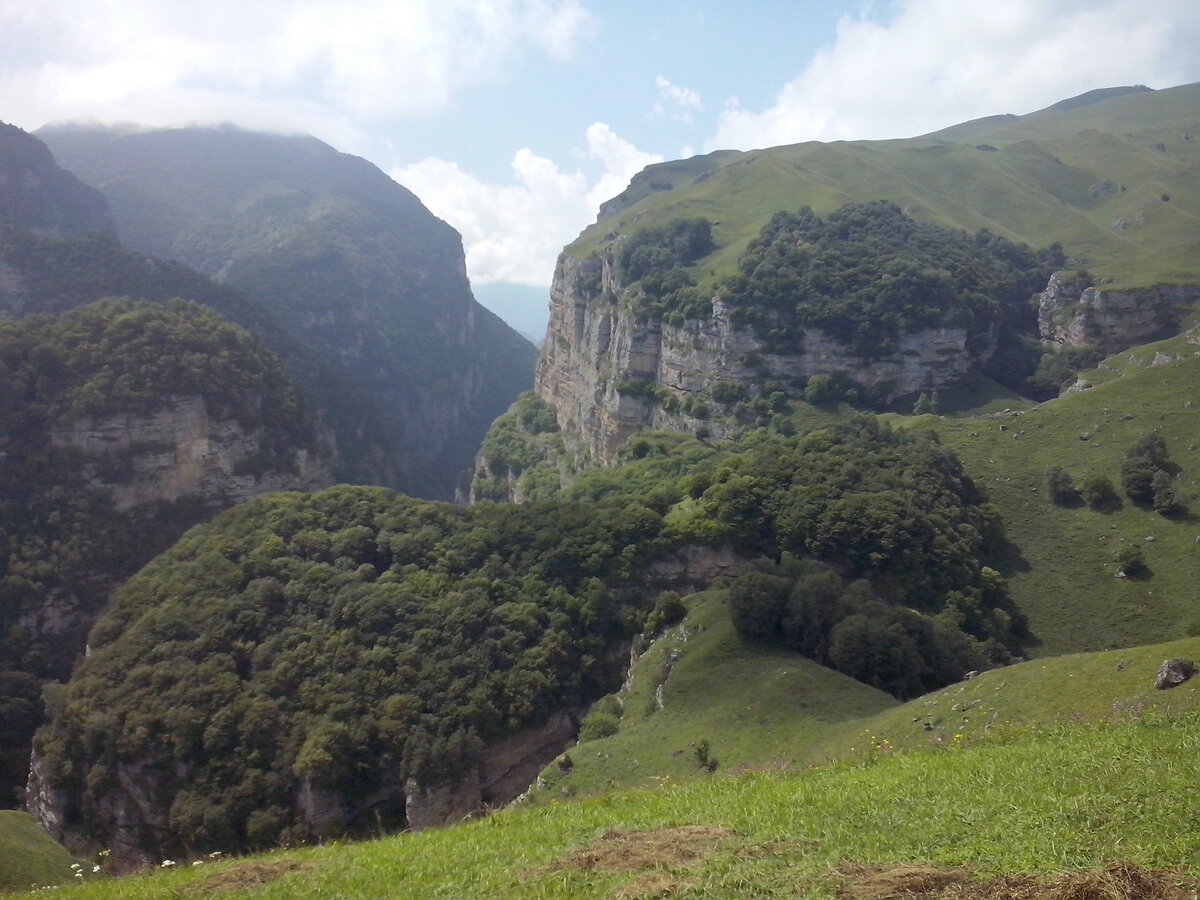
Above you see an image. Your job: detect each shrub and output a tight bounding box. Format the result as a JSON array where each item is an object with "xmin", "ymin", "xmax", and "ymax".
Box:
[
  {"xmin": 1045, "ymin": 467, "xmax": 1077, "ymax": 505},
  {"xmin": 1080, "ymin": 474, "xmax": 1119, "ymax": 511},
  {"xmin": 1114, "ymin": 545, "xmax": 1147, "ymax": 577},
  {"xmin": 578, "ymin": 711, "xmax": 620, "ymax": 742}
]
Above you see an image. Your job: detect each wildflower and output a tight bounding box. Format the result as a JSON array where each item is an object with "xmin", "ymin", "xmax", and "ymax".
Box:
[
  {"xmin": 160, "ymin": 859, "xmax": 176, "ymax": 868},
  {"xmin": 98, "ymin": 850, "xmax": 110, "ymax": 858},
  {"xmin": 208, "ymin": 851, "xmax": 223, "ymax": 859},
  {"xmin": 92, "ymin": 865, "xmax": 101, "ymax": 873},
  {"xmin": 192, "ymin": 860, "xmax": 205, "ymax": 867}
]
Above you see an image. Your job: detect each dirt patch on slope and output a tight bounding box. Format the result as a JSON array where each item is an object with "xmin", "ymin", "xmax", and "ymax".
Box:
[
  {"xmin": 838, "ymin": 862, "xmax": 1195, "ymax": 900},
  {"xmin": 188, "ymin": 859, "xmax": 314, "ymax": 893},
  {"xmin": 539, "ymin": 825, "xmax": 736, "ymax": 874}
]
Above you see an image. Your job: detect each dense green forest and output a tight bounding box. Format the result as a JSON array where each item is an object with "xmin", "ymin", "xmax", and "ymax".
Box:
[
  {"xmin": 35, "ymin": 488, "xmax": 670, "ymax": 854},
  {"xmin": 0, "ymin": 298, "xmax": 317, "ymax": 807},
  {"xmin": 33, "ymin": 414, "xmax": 1015, "ymax": 857},
  {"xmin": 721, "ymin": 201, "xmax": 1063, "ymax": 357}
]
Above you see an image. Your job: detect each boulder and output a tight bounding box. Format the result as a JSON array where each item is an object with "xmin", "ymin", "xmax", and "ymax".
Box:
[{"xmin": 1153, "ymin": 658, "xmax": 1197, "ymax": 690}]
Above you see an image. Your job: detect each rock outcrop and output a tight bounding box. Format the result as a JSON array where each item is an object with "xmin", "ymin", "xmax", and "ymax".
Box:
[
  {"xmin": 405, "ymin": 708, "xmax": 582, "ymax": 829},
  {"xmin": 49, "ymin": 397, "xmax": 330, "ymax": 511},
  {"xmin": 535, "ymin": 251, "xmax": 981, "ymax": 465},
  {"xmin": 1037, "ymin": 273, "xmax": 1200, "ymax": 354}
]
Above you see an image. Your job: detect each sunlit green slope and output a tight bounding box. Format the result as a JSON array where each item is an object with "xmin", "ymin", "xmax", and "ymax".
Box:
[{"xmin": 573, "ymin": 83, "xmax": 1200, "ymax": 289}]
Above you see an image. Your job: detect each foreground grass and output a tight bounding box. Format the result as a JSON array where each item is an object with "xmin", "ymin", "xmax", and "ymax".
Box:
[{"xmin": 24, "ymin": 710, "xmax": 1200, "ymax": 898}]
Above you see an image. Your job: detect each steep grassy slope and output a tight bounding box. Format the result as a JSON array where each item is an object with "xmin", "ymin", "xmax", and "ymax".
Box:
[
  {"xmin": 919, "ymin": 327, "xmax": 1200, "ymax": 655},
  {"xmin": 530, "ymin": 592, "xmax": 898, "ymax": 802},
  {"xmin": 18, "ymin": 708, "xmax": 1200, "ymax": 898},
  {"xmin": 533, "ymin": 587, "xmax": 1200, "ymax": 805},
  {"xmin": 820, "ymin": 635, "xmax": 1200, "ymax": 758},
  {"xmin": 572, "ymin": 83, "xmax": 1200, "ymax": 290},
  {"xmin": 0, "ymin": 811, "xmax": 75, "ymax": 892}
]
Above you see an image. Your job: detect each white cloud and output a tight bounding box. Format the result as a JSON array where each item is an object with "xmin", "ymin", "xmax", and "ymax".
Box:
[
  {"xmin": 654, "ymin": 75, "xmax": 702, "ymax": 123},
  {"xmin": 706, "ymin": 0, "xmax": 1200, "ymax": 151},
  {"xmin": 394, "ymin": 123, "xmax": 661, "ymax": 287},
  {"xmin": 0, "ymin": 0, "xmax": 592, "ymax": 137}
]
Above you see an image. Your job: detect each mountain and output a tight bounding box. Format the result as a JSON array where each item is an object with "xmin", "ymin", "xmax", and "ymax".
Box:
[
  {"xmin": 521, "ymin": 83, "xmax": 1200, "ymax": 474},
  {"xmin": 13, "ymin": 86, "xmax": 1200, "ymax": 890},
  {"xmin": 0, "ymin": 123, "xmax": 114, "ymax": 238},
  {"xmin": 39, "ymin": 125, "xmax": 537, "ymax": 499}
]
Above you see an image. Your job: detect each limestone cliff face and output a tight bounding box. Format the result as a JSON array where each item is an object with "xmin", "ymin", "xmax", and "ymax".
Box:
[
  {"xmin": 536, "ymin": 251, "xmax": 979, "ymax": 464},
  {"xmin": 1037, "ymin": 273, "xmax": 1200, "ymax": 353},
  {"xmin": 49, "ymin": 397, "xmax": 331, "ymax": 511}
]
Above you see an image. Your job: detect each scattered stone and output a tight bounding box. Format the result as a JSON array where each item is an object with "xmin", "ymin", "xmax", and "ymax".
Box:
[{"xmin": 1155, "ymin": 659, "xmax": 1197, "ymax": 690}]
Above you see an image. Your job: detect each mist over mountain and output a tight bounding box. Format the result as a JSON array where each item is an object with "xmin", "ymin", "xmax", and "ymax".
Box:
[{"xmin": 0, "ymin": 124, "xmax": 114, "ymax": 239}]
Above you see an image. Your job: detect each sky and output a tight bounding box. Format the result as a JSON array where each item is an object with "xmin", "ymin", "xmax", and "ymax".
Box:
[{"xmin": 2, "ymin": 0, "xmax": 1199, "ymax": 340}]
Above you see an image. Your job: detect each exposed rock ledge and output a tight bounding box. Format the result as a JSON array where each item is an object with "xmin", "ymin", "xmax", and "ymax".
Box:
[
  {"xmin": 49, "ymin": 396, "xmax": 331, "ymax": 510},
  {"xmin": 1037, "ymin": 273, "xmax": 1200, "ymax": 354}
]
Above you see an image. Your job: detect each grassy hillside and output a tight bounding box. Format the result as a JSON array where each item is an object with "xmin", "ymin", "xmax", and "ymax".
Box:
[
  {"xmin": 17, "ymin": 708, "xmax": 1200, "ymax": 898},
  {"xmin": 919, "ymin": 326, "xmax": 1200, "ymax": 655},
  {"xmin": 529, "ymin": 592, "xmax": 897, "ymax": 803},
  {"xmin": 0, "ymin": 811, "xmax": 75, "ymax": 892},
  {"xmin": 533, "ymin": 584, "xmax": 1200, "ymax": 805},
  {"xmin": 572, "ymin": 83, "xmax": 1200, "ymax": 291}
]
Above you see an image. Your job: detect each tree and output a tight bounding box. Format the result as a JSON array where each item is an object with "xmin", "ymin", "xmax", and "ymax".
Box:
[
  {"xmin": 729, "ymin": 571, "xmax": 790, "ymax": 638},
  {"xmin": 1152, "ymin": 470, "xmax": 1180, "ymax": 515},
  {"xmin": 1079, "ymin": 474, "xmax": 1118, "ymax": 511},
  {"xmin": 1122, "ymin": 434, "xmax": 1172, "ymax": 505},
  {"xmin": 1045, "ymin": 467, "xmax": 1077, "ymax": 505}
]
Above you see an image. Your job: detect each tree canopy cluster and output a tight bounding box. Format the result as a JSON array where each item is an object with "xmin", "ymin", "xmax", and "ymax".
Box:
[
  {"xmin": 35, "ymin": 488, "xmax": 670, "ymax": 855},
  {"xmin": 721, "ymin": 201, "xmax": 1063, "ymax": 356},
  {"xmin": 618, "ymin": 217, "xmax": 716, "ymax": 321}
]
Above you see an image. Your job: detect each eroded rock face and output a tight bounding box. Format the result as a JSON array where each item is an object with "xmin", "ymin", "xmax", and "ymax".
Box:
[
  {"xmin": 49, "ymin": 397, "xmax": 331, "ymax": 511},
  {"xmin": 535, "ymin": 252, "xmax": 981, "ymax": 465},
  {"xmin": 405, "ymin": 708, "xmax": 582, "ymax": 830},
  {"xmin": 1037, "ymin": 273, "xmax": 1200, "ymax": 353},
  {"xmin": 27, "ymin": 751, "xmax": 175, "ymax": 872},
  {"xmin": 642, "ymin": 545, "xmax": 746, "ymax": 593}
]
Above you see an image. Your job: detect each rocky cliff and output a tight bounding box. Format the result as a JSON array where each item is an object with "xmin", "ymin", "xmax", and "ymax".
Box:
[
  {"xmin": 29, "ymin": 708, "xmax": 580, "ymax": 870},
  {"xmin": 1036, "ymin": 273, "xmax": 1200, "ymax": 354},
  {"xmin": 535, "ymin": 250, "xmax": 981, "ymax": 465},
  {"xmin": 49, "ymin": 397, "xmax": 330, "ymax": 511},
  {"xmin": 0, "ymin": 298, "xmax": 335, "ymax": 807}
]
